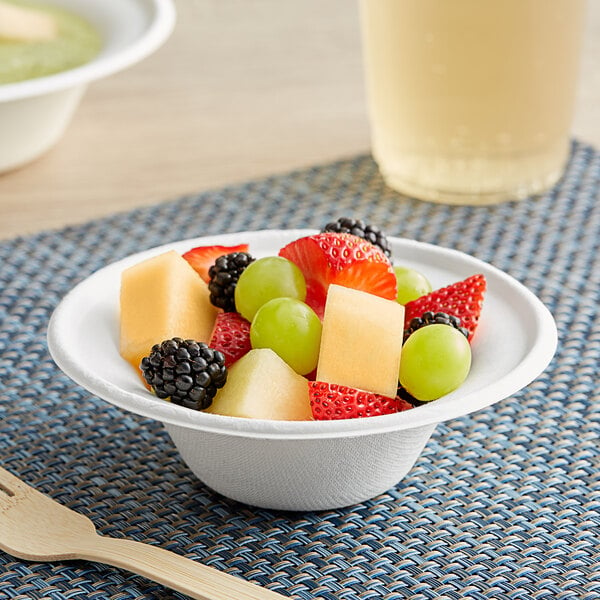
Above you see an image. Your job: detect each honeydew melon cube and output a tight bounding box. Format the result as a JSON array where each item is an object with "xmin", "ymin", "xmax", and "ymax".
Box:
[
  {"xmin": 316, "ymin": 284, "xmax": 404, "ymax": 398},
  {"xmin": 206, "ymin": 348, "xmax": 312, "ymax": 420},
  {"xmin": 120, "ymin": 250, "xmax": 218, "ymax": 371}
]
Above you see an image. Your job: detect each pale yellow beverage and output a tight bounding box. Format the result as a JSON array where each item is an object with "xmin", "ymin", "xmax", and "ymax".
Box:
[{"xmin": 359, "ymin": 0, "xmax": 586, "ymax": 204}]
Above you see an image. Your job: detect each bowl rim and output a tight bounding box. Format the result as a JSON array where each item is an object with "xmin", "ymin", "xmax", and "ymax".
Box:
[
  {"xmin": 47, "ymin": 229, "xmax": 558, "ymax": 440},
  {"xmin": 0, "ymin": 0, "xmax": 176, "ymax": 102}
]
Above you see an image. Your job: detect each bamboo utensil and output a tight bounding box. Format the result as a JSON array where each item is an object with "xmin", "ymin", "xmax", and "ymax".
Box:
[{"xmin": 0, "ymin": 465, "xmax": 286, "ymax": 600}]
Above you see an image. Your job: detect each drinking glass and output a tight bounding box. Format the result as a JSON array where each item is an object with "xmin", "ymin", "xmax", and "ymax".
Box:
[{"xmin": 359, "ymin": 0, "xmax": 586, "ymax": 204}]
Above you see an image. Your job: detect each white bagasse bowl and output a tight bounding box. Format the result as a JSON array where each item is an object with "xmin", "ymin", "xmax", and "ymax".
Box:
[
  {"xmin": 47, "ymin": 230, "xmax": 558, "ymax": 511},
  {"xmin": 0, "ymin": 0, "xmax": 175, "ymax": 173}
]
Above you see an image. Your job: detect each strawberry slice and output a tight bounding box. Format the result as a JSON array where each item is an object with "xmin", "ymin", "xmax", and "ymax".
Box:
[
  {"xmin": 209, "ymin": 312, "xmax": 251, "ymax": 367},
  {"xmin": 279, "ymin": 232, "xmax": 396, "ymax": 318},
  {"xmin": 309, "ymin": 381, "xmax": 412, "ymax": 420},
  {"xmin": 394, "ymin": 394, "xmax": 416, "ymax": 412},
  {"xmin": 182, "ymin": 243, "xmax": 249, "ymax": 283},
  {"xmin": 404, "ymin": 274, "xmax": 486, "ymax": 342}
]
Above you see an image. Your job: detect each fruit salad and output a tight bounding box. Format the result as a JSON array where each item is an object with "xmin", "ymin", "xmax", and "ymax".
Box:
[{"xmin": 119, "ymin": 218, "xmax": 486, "ymax": 421}]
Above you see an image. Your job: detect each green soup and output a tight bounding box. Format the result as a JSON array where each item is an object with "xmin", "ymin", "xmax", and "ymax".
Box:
[{"xmin": 0, "ymin": 0, "xmax": 102, "ymax": 84}]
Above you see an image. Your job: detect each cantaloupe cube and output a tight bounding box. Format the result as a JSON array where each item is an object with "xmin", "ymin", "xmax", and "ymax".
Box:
[
  {"xmin": 316, "ymin": 284, "xmax": 404, "ymax": 398},
  {"xmin": 120, "ymin": 250, "xmax": 218, "ymax": 370},
  {"xmin": 206, "ymin": 348, "xmax": 312, "ymax": 420}
]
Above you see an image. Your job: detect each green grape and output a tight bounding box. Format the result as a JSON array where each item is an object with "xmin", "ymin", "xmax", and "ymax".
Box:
[
  {"xmin": 250, "ymin": 297, "xmax": 321, "ymax": 375},
  {"xmin": 394, "ymin": 266, "xmax": 432, "ymax": 305},
  {"xmin": 399, "ymin": 324, "xmax": 471, "ymax": 401},
  {"xmin": 235, "ymin": 256, "xmax": 307, "ymax": 322}
]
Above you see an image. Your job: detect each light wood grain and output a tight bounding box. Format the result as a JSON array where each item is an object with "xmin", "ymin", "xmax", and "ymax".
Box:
[
  {"xmin": 0, "ymin": 465, "xmax": 285, "ymax": 600},
  {"xmin": 0, "ymin": 0, "xmax": 599, "ymax": 240}
]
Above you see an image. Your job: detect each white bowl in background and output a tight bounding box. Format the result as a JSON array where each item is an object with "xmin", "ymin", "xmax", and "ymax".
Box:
[
  {"xmin": 0, "ymin": 0, "xmax": 175, "ymax": 173},
  {"xmin": 47, "ymin": 230, "xmax": 558, "ymax": 511}
]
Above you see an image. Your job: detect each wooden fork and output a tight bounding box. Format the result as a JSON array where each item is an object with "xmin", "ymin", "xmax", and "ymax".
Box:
[{"xmin": 0, "ymin": 465, "xmax": 286, "ymax": 600}]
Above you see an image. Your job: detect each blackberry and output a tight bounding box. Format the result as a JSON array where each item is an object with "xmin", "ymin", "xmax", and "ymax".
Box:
[
  {"xmin": 140, "ymin": 338, "xmax": 227, "ymax": 410},
  {"xmin": 403, "ymin": 311, "xmax": 469, "ymax": 344},
  {"xmin": 208, "ymin": 252, "xmax": 255, "ymax": 312},
  {"xmin": 321, "ymin": 217, "xmax": 392, "ymax": 257}
]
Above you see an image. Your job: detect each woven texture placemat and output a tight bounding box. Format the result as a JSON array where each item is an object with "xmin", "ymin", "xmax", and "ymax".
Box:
[{"xmin": 0, "ymin": 142, "xmax": 599, "ymax": 599}]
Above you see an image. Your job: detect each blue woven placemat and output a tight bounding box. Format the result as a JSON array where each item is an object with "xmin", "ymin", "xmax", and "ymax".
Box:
[{"xmin": 0, "ymin": 142, "xmax": 598, "ymax": 599}]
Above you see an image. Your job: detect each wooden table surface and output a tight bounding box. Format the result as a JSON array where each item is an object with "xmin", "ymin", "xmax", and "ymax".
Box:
[{"xmin": 1, "ymin": 0, "xmax": 599, "ymax": 241}]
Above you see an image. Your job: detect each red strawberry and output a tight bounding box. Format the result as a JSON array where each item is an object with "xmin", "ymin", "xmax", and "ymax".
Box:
[
  {"xmin": 404, "ymin": 274, "xmax": 486, "ymax": 342},
  {"xmin": 394, "ymin": 396, "xmax": 415, "ymax": 412},
  {"xmin": 279, "ymin": 232, "xmax": 396, "ymax": 318},
  {"xmin": 209, "ymin": 312, "xmax": 251, "ymax": 367},
  {"xmin": 182, "ymin": 243, "xmax": 249, "ymax": 283},
  {"xmin": 309, "ymin": 381, "xmax": 412, "ymax": 420}
]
